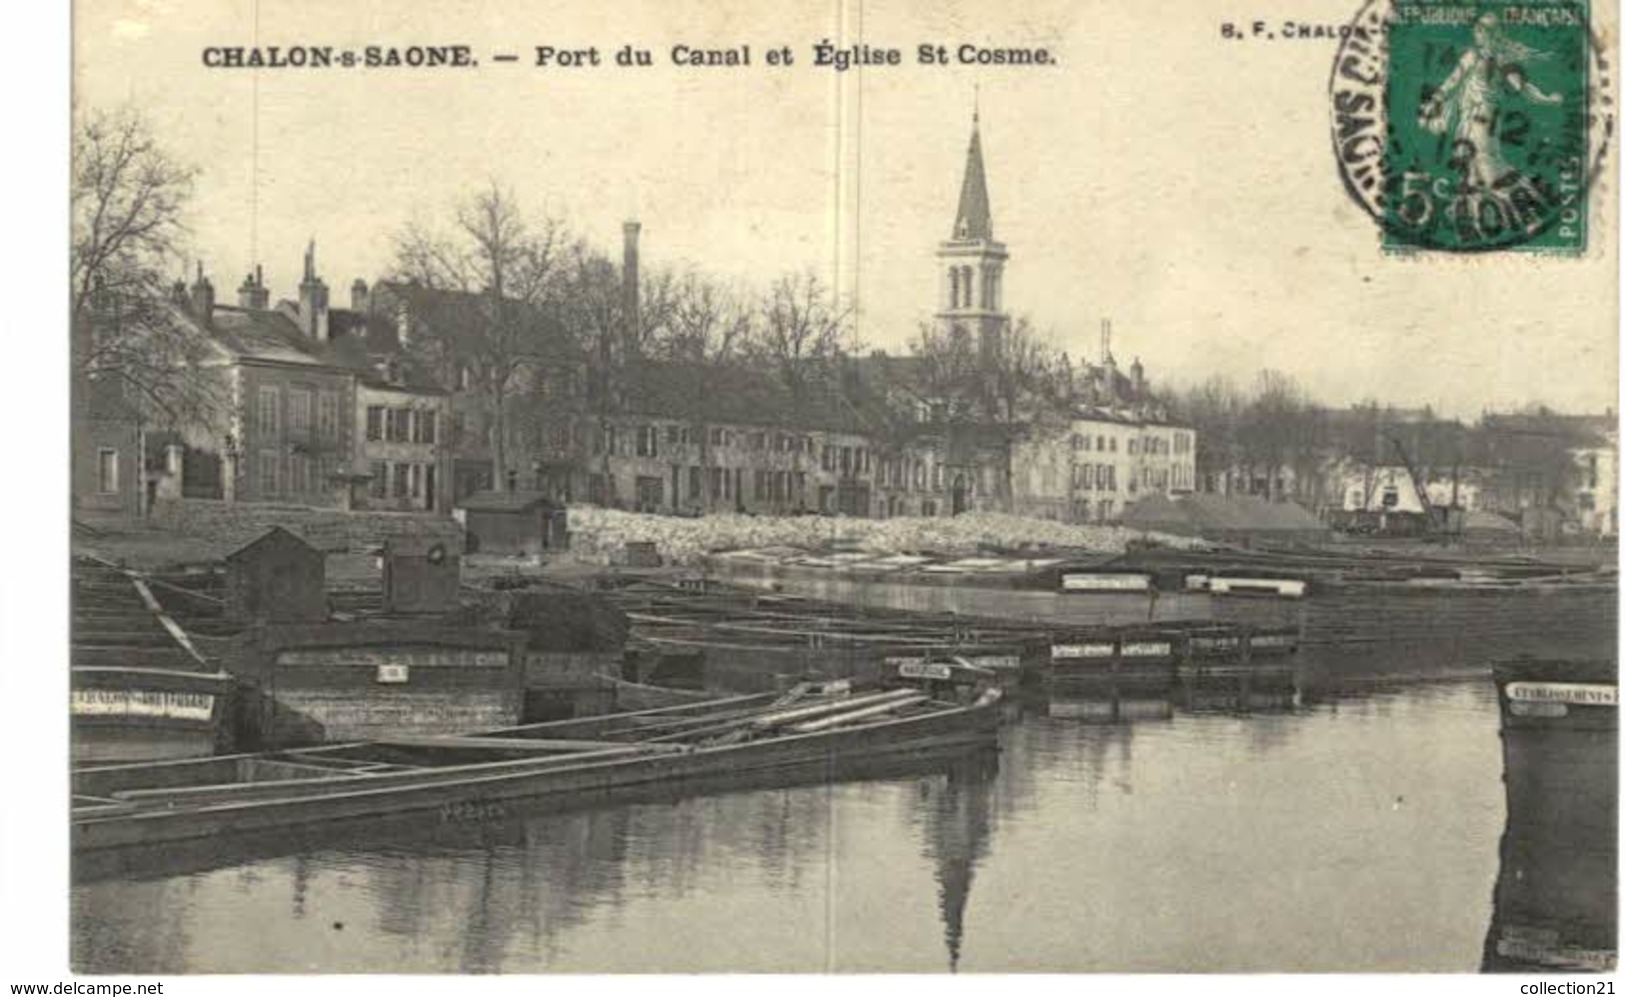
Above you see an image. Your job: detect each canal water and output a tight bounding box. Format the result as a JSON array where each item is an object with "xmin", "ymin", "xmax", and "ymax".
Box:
[{"xmin": 73, "ymin": 676, "xmax": 1513, "ymax": 973}]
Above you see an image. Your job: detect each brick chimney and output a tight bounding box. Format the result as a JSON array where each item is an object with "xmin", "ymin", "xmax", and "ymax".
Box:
[
  {"xmin": 351, "ymin": 278, "xmax": 370, "ymax": 313},
  {"xmin": 622, "ymin": 220, "xmax": 641, "ymax": 360},
  {"xmin": 237, "ymin": 264, "xmax": 269, "ymax": 310},
  {"xmin": 298, "ymin": 239, "xmax": 330, "ymax": 342},
  {"xmin": 1130, "ymin": 357, "xmax": 1145, "ymax": 398},
  {"xmin": 189, "ymin": 264, "xmax": 215, "ymax": 325}
]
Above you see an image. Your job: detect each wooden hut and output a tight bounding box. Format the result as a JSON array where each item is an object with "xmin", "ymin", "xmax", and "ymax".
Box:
[
  {"xmin": 382, "ymin": 536, "xmax": 461, "ymax": 614},
  {"xmin": 457, "ymin": 490, "xmax": 567, "ymax": 556},
  {"xmin": 224, "ymin": 527, "xmax": 327, "ymax": 623}
]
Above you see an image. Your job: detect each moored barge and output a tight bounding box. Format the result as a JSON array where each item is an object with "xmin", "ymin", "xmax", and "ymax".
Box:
[
  {"xmin": 73, "ymin": 679, "xmax": 1003, "ymax": 853},
  {"xmin": 1482, "ymin": 658, "xmax": 1617, "ymax": 973}
]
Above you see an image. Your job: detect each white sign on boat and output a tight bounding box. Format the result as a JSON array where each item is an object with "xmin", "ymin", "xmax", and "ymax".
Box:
[
  {"xmin": 1052, "ymin": 643, "xmax": 1116, "ymax": 659},
  {"xmin": 1061, "ymin": 573, "xmax": 1152, "ymax": 592},
  {"xmin": 966, "ymin": 655, "xmax": 1022, "ymax": 671},
  {"xmin": 1121, "ymin": 641, "xmax": 1173, "ymax": 658},
  {"xmin": 897, "ymin": 662, "xmax": 954, "ymax": 681},
  {"xmin": 376, "ymin": 663, "xmax": 411, "ymax": 684},
  {"xmin": 1209, "ymin": 577, "xmax": 1308, "ymax": 599},
  {"xmin": 1250, "ymin": 634, "xmax": 1295, "ymax": 648},
  {"xmin": 72, "ymin": 689, "xmax": 214, "ymax": 722},
  {"xmin": 1505, "ymin": 682, "xmax": 1617, "ymax": 706}
]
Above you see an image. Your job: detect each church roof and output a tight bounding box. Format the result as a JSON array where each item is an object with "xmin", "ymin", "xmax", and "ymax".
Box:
[{"xmin": 952, "ymin": 114, "xmax": 993, "ymax": 241}]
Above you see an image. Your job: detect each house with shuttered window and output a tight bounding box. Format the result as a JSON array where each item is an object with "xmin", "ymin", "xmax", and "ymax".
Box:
[
  {"xmin": 356, "ymin": 367, "xmax": 452, "ymax": 513},
  {"xmin": 152, "ymin": 264, "xmax": 356, "ymax": 507}
]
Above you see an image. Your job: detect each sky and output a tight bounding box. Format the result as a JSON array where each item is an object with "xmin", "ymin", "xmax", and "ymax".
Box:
[{"xmin": 73, "ymin": 0, "xmax": 1619, "ymax": 418}]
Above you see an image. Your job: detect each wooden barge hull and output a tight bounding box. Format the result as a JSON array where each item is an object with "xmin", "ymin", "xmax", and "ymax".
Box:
[
  {"xmin": 70, "ymin": 667, "xmax": 234, "ymax": 765},
  {"xmin": 72, "ymin": 693, "xmax": 1000, "ymax": 853},
  {"xmin": 1482, "ymin": 660, "xmax": 1618, "ymax": 972}
]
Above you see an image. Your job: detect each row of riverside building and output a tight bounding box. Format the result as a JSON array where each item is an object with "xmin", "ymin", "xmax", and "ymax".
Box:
[{"xmin": 73, "ymin": 113, "xmax": 1198, "ymax": 525}]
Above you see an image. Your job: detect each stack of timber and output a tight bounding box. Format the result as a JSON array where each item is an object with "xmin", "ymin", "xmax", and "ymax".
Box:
[
  {"xmin": 72, "ymin": 675, "xmax": 1003, "ymax": 854},
  {"xmin": 1482, "ymin": 658, "xmax": 1617, "ymax": 973}
]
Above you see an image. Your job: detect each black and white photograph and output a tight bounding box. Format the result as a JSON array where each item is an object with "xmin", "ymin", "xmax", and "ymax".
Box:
[{"xmin": 15, "ymin": 0, "xmax": 1622, "ymax": 980}]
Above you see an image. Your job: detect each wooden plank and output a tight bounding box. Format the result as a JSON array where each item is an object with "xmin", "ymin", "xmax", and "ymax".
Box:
[
  {"xmin": 378, "ymin": 735, "xmax": 691, "ymax": 754},
  {"xmin": 789, "ymin": 695, "xmax": 931, "ymax": 733}
]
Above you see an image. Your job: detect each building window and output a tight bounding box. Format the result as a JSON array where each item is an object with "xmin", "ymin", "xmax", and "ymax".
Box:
[
  {"xmin": 288, "ymin": 389, "xmax": 312, "ymax": 439},
  {"xmin": 289, "ymin": 454, "xmax": 311, "ymax": 494},
  {"xmin": 409, "ymin": 463, "xmax": 422, "ymax": 499},
  {"xmin": 416, "ymin": 410, "xmax": 437, "ymax": 445},
  {"xmin": 366, "ymin": 406, "xmax": 385, "ymax": 442},
  {"xmin": 688, "ymin": 465, "xmax": 702, "ymax": 501},
  {"xmin": 96, "ymin": 449, "xmax": 119, "ymax": 494},
  {"xmin": 318, "ymin": 392, "xmax": 340, "ymax": 441},
  {"xmin": 636, "ymin": 425, "xmax": 658, "ymax": 458},
  {"xmin": 386, "ymin": 408, "xmax": 412, "ymax": 443},
  {"xmin": 258, "ymin": 451, "xmax": 279, "ymax": 496},
  {"xmin": 257, "ymin": 386, "xmax": 280, "ymax": 438},
  {"xmin": 393, "ymin": 463, "xmax": 411, "ymax": 498},
  {"xmin": 666, "ymin": 425, "xmax": 681, "ymax": 445},
  {"xmin": 370, "ymin": 461, "xmax": 388, "ymax": 499}
]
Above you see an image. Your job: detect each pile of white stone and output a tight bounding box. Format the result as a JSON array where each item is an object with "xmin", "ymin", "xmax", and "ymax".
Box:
[{"xmin": 565, "ymin": 506, "xmax": 1204, "ymax": 567}]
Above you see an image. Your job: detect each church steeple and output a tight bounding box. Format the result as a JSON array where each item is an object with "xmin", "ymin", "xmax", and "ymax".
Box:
[
  {"xmin": 953, "ymin": 108, "xmax": 993, "ymax": 241},
  {"xmin": 936, "ymin": 103, "xmax": 1009, "ymax": 368}
]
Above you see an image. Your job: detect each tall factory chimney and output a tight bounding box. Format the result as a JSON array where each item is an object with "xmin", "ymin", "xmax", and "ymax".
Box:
[{"xmin": 622, "ymin": 220, "xmax": 641, "ymax": 362}]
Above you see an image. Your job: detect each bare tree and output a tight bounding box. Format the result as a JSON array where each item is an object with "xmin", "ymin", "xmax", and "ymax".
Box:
[
  {"xmin": 987, "ymin": 318, "xmax": 1060, "ymax": 427},
  {"xmin": 1170, "ymin": 375, "xmax": 1247, "ymax": 494},
  {"xmin": 389, "ymin": 182, "xmax": 569, "ymax": 491},
  {"xmin": 909, "ymin": 321, "xmax": 982, "ymax": 423},
  {"xmin": 750, "ymin": 272, "xmax": 851, "ymax": 397},
  {"xmin": 71, "ymin": 105, "xmax": 220, "ymax": 426},
  {"xmin": 642, "ymin": 272, "xmax": 759, "ymax": 509},
  {"xmin": 666, "ymin": 271, "xmax": 755, "ymax": 365}
]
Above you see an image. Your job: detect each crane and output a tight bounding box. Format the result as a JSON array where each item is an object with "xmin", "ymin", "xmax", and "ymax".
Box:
[{"xmin": 1387, "ymin": 433, "xmax": 1451, "ymax": 536}]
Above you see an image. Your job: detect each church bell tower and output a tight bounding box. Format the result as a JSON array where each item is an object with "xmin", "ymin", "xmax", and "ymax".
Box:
[{"xmin": 935, "ymin": 105, "xmax": 1009, "ymax": 365}]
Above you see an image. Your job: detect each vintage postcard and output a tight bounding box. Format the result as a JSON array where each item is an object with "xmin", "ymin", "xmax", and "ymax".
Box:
[{"xmin": 55, "ymin": 0, "xmax": 1618, "ymax": 978}]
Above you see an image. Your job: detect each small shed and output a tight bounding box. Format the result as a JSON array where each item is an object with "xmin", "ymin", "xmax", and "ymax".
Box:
[
  {"xmin": 224, "ymin": 526, "xmax": 327, "ymax": 623},
  {"xmin": 458, "ymin": 490, "xmax": 568, "ymax": 556},
  {"xmin": 382, "ymin": 536, "xmax": 461, "ymax": 614}
]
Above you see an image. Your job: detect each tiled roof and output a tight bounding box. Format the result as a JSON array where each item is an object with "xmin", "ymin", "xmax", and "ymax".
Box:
[
  {"xmin": 206, "ymin": 305, "xmax": 338, "ymax": 368},
  {"xmin": 618, "ymin": 360, "xmax": 874, "ymax": 435}
]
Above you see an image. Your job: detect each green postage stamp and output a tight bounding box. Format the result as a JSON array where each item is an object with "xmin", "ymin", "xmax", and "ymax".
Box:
[{"xmin": 1332, "ymin": 0, "xmax": 1610, "ymax": 253}]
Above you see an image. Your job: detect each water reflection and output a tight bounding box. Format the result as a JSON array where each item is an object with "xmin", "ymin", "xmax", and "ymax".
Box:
[{"xmin": 74, "ymin": 678, "xmax": 1563, "ymax": 972}]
